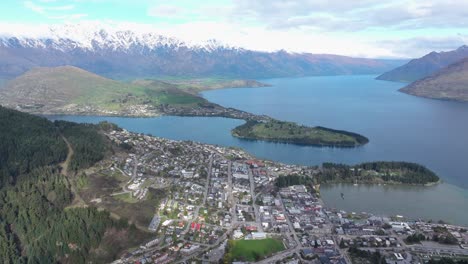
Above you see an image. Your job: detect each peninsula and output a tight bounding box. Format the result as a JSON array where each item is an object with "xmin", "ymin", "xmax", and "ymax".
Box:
[
  {"xmin": 0, "ymin": 66, "xmax": 370, "ymax": 148},
  {"xmin": 1, "ymin": 106, "xmax": 465, "ymax": 264},
  {"xmin": 0, "ymin": 66, "xmax": 269, "ymax": 117},
  {"xmin": 231, "ymin": 120, "xmax": 369, "ymax": 147},
  {"xmin": 319, "ymin": 161, "xmax": 440, "ymax": 185}
]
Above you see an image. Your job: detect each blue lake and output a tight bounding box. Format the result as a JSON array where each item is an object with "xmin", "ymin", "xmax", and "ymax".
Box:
[{"xmin": 48, "ymin": 75, "xmax": 468, "ymax": 225}]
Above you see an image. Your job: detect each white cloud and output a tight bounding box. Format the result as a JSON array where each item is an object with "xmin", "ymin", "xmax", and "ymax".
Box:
[
  {"xmin": 147, "ymin": 4, "xmax": 183, "ymax": 18},
  {"xmin": 9, "ymin": 0, "xmax": 468, "ymax": 58},
  {"xmin": 227, "ymin": 0, "xmax": 468, "ymax": 31},
  {"xmin": 376, "ymin": 35, "xmax": 468, "ymax": 57},
  {"xmin": 24, "ymin": 1, "xmax": 46, "ymax": 14},
  {"xmin": 48, "ymin": 4, "xmax": 75, "ymax": 11},
  {"xmin": 23, "ymin": 0, "xmax": 86, "ymax": 20}
]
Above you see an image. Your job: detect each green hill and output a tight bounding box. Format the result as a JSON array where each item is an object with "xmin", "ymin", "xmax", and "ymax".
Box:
[
  {"xmin": 0, "ymin": 66, "xmax": 209, "ymax": 116},
  {"xmin": 232, "ymin": 120, "xmax": 369, "ymax": 147}
]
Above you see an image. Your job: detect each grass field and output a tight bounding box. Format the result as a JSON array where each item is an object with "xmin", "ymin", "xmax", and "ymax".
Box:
[
  {"xmin": 113, "ymin": 193, "xmax": 139, "ymax": 203},
  {"xmin": 157, "ymin": 77, "xmax": 269, "ymax": 92},
  {"xmin": 227, "ymin": 238, "xmax": 285, "ymax": 262}
]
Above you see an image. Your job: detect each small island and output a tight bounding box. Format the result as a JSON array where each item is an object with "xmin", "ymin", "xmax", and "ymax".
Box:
[{"xmin": 231, "ymin": 120, "xmax": 369, "ymax": 147}]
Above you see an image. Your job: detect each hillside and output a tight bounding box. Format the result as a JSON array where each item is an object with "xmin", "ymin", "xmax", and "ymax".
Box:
[
  {"xmin": 399, "ymin": 58, "xmax": 468, "ymax": 102},
  {"xmin": 0, "ymin": 105, "xmax": 67, "ymax": 185},
  {"xmin": 0, "ymin": 66, "xmax": 215, "ymax": 116},
  {"xmin": 377, "ymin": 45, "xmax": 468, "ymax": 82},
  {"xmin": 0, "ymin": 106, "xmax": 149, "ymax": 262},
  {"xmin": 0, "ymin": 25, "xmax": 404, "ymax": 80}
]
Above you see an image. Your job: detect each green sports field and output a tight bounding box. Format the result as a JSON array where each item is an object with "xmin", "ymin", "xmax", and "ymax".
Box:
[{"xmin": 226, "ymin": 238, "xmax": 285, "ymax": 262}]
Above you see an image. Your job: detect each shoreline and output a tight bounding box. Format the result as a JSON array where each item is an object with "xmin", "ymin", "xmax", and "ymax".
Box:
[
  {"xmin": 320, "ymin": 181, "xmax": 468, "ymax": 226},
  {"xmin": 231, "ymin": 132, "xmax": 367, "ymax": 148}
]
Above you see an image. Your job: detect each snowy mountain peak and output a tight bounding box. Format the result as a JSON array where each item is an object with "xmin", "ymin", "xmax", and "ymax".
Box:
[{"xmin": 0, "ymin": 23, "xmax": 238, "ymax": 53}]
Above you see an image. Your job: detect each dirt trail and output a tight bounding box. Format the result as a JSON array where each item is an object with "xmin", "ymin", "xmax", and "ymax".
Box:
[
  {"xmin": 60, "ymin": 135, "xmax": 87, "ymax": 208},
  {"xmin": 60, "ymin": 135, "xmax": 74, "ymax": 176}
]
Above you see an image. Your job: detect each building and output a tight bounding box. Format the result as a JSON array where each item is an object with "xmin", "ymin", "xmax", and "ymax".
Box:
[
  {"xmin": 148, "ymin": 215, "xmax": 160, "ymax": 232},
  {"xmin": 251, "ymin": 232, "xmax": 267, "ymax": 240}
]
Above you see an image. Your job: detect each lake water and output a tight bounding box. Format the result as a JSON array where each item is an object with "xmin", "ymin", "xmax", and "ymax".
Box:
[
  {"xmin": 48, "ymin": 75, "xmax": 468, "ymax": 225},
  {"xmin": 320, "ymin": 183, "xmax": 468, "ymax": 225}
]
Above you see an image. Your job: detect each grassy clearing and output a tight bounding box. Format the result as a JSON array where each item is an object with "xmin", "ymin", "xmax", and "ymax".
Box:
[
  {"xmin": 227, "ymin": 238, "xmax": 285, "ymax": 262},
  {"xmin": 114, "ymin": 193, "xmax": 139, "ymax": 204},
  {"xmin": 155, "ymin": 77, "xmax": 268, "ymax": 92}
]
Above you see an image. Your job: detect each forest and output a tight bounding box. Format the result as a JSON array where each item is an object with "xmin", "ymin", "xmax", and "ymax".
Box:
[
  {"xmin": 275, "ymin": 174, "xmax": 314, "ymax": 188},
  {"xmin": 55, "ymin": 120, "xmax": 110, "ymax": 171},
  {"xmin": 231, "ymin": 120, "xmax": 369, "ymax": 147},
  {"xmin": 0, "ymin": 106, "xmax": 67, "ymax": 186},
  {"xmin": 0, "ymin": 107, "xmax": 132, "ymax": 263},
  {"xmin": 318, "ymin": 161, "xmax": 440, "ymax": 185}
]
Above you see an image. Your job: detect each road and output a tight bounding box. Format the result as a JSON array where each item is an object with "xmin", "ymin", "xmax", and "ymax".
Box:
[
  {"xmin": 182, "ymin": 155, "xmax": 213, "ymax": 235},
  {"xmin": 248, "ymin": 167, "xmax": 263, "ymax": 232},
  {"xmin": 277, "ymin": 195, "xmax": 300, "ymax": 247},
  {"xmin": 202, "ymin": 155, "xmax": 213, "ymax": 205},
  {"xmin": 227, "ymin": 161, "xmax": 238, "ymax": 224},
  {"xmin": 255, "ymin": 248, "xmax": 299, "ymax": 264}
]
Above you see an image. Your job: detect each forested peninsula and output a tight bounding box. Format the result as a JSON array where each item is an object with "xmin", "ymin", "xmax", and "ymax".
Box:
[{"xmin": 231, "ymin": 120, "xmax": 369, "ymax": 147}]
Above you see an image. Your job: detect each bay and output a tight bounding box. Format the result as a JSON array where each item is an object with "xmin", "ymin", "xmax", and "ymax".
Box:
[
  {"xmin": 320, "ymin": 183, "xmax": 468, "ymax": 225},
  {"xmin": 48, "ymin": 75, "xmax": 468, "ymax": 225}
]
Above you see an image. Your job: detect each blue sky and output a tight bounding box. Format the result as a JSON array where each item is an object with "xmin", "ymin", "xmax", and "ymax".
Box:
[{"xmin": 1, "ymin": 0, "xmax": 467, "ymax": 58}]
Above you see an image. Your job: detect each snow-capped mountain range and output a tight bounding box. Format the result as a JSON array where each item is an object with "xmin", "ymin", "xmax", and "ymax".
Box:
[
  {"xmin": 0, "ymin": 23, "xmax": 236, "ymax": 52},
  {"xmin": 0, "ymin": 23, "xmax": 404, "ymax": 80}
]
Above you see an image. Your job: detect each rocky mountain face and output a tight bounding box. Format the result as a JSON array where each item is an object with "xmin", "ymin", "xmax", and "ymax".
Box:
[
  {"xmin": 400, "ymin": 57, "xmax": 468, "ymax": 102},
  {"xmin": 0, "ymin": 25, "xmax": 403, "ymax": 80},
  {"xmin": 377, "ymin": 45, "xmax": 468, "ymax": 83}
]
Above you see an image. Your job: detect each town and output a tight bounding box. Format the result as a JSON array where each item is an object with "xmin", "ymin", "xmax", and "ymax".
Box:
[{"xmin": 82, "ymin": 128, "xmax": 468, "ymax": 264}]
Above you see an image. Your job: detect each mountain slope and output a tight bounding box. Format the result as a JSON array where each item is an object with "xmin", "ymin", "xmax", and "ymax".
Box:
[
  {"xmin": 399, "ymin": 57, "xmax": 468, "ymax": 102},
  {"xmin": 0, "ymin": 66, "xmax": 209, "ymax": 115},
  {"xmin": 0, "ymin": 25, "xmax": 404, "ymax": 79},
  {"xmin": 0, "ymin": 106, "xmax": 149, "ymax": 262},
  {"xmin": 377, "ymin": 45, "xmax": 468, "ymax": 82}
]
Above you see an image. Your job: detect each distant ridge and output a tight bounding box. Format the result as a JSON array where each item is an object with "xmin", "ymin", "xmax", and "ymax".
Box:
[
  {"xmin": 400, "ymin": 57, "xmax": 468, "ymax": 102},
  {"xmin": 377, "ymin": 45, "xmax": 468, "ymax": 83},
  {"xmin": 0, "ymin": 24, "xmax": 404, "ymax": 80}
]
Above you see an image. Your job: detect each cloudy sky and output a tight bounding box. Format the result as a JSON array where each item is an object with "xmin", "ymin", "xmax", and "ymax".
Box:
[{"xmin": 1, "ymin": 0, "xmax": 468, "ymax": 58}]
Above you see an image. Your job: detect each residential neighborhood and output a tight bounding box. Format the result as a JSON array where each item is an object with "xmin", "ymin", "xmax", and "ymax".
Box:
[{"xmin": 88, "ymin": 129, "xmax": 468, "ymax": 264}]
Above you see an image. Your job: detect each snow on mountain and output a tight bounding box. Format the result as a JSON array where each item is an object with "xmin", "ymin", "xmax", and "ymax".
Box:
[
  {"xmin": 0, "ymin": 22, "xmax": 237, "ymax": 53},
  {"xmin": 0, "ymin": 22, "xmax": 405, "ymax": 80}
]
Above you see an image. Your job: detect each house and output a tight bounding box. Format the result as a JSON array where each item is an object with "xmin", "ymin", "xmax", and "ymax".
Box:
[{"xmin": 301, "ymin": 248, "xmax": 314, "ymax": 258}]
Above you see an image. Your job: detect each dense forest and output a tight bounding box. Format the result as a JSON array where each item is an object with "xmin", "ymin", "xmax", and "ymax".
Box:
[
  {"xmin": 55, "ymin": 120, "xmax": 110, "ymax": 171},
  {"xmin": 0, "ymin": 106, "xmax": 67, "ymax": 186},
  {"xmin": 0, "ymin": 107, "xmax": 131, "ymax": 263},
  {"xmin": 427, "ymin": 258, "xmax": 468, "ymax": 264},
  {"xmin": 0, "ymin": 167, "xmax": 126, "ymax": 263},
  {"xmin": 275, "ymin": 174, "xmax": 314, "ymax": 188},
  {"xmin": 318, "ymin": 161, "xmax": 439, "ymax": 185}
]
